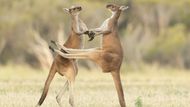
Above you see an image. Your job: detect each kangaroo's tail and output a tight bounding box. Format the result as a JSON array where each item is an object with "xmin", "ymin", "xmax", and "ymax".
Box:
[{"xmin": 37, "ymin": 62, "xmax": 56, "ymax": 106}]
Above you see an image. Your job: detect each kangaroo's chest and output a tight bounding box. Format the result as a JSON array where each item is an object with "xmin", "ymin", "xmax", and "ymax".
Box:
[{"xmin": 100, "ymin": 18, "xmax": 110, "ymax": 30}]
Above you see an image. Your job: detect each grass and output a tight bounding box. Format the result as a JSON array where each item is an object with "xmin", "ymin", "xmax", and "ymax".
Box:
[
  {"xmin": 0, "ymin": 64, "xmax": 190, "ymax": 107},
  {"xmin": 135, "ymin": 96, "xmax": 142, "ymax": 107}
]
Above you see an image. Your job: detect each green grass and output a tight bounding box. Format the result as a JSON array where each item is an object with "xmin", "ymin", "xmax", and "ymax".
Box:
[
  {"xmin": 0, "ymin": 65, "xmax": 190, "ymax": 107},
  {"xmin": 135, "ymin": 96, "xmax": 142, "ymax": 107}
]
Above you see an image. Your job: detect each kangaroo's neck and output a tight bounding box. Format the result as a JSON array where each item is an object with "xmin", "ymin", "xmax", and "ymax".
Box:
[
  {"xmin": 71, "ymin": 14, "xmax": 79, "ymax": 22},
  {"xmin": 102, "ymin": 10, "xmax": 121, "ymax": 36},
  {"xmin": 71, "ymin": 14, "xmax": 80, "ymax": 27},
  {"xmin": 110, "ymin": 10, "xmax": 121, "ymax": 23},
  {"xmin": 64, "ymin": 14, "xmax": 83, "ymax": 49},
  {"xmin": 71, "ymin": 15, "xmax": 81, "ymax": 34},
  {"xmin": 102, "ymin": 10, "xmax": 122, "ymax": 50}
]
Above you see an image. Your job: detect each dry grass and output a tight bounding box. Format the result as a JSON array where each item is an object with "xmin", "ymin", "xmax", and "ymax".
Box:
[{"xmin": 0, "ymin": 65, "xmax": 190, "ymax": 107}]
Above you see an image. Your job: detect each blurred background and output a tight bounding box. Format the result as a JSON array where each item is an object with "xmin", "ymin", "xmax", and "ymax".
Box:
[
  {"xmin": 0, "ymin": 0, "xmax": 190, "ymax": 70},
  {"xmin": 0, "ymin": 0, "xmax": 190, "ymax": 107}
]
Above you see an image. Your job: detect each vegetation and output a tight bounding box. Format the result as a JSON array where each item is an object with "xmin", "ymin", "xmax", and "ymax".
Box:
[
  {"xmin": 135, "ymin": 96, "xmax": 142, "ymax": 107},
  {"xmin": 0, "ymin": 1, "xmax": 189, "ymax": 107},
  {"xmin": 0, "ymin": 65, "xmax": 190, "ymax": 107},
  {"xmin": 0, "ymin": 0, "xmax": 190, "ymax": 70}
]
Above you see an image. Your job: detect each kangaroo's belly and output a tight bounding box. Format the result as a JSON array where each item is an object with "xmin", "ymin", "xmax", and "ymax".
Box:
[
  {"xmin": 93, "ymin": 52, "xmax": 122, "ymax": 73},
  {"xmin": 54, "ymin": 55, "xmax": 78, "ymax": 76}
]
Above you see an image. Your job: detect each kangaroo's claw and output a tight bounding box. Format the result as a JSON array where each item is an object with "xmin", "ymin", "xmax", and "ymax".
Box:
[
  {"xmin": 88, "ymin": 31, "xmax": 95, "ymax": 41},
  {"xmin": 88, "ymin": 36, "xmax": 95, "ymax": 41},
  {"xmin": 49, "ymin": 46, "xmax": 55, "ymax": 52},
  {"xmin": 51, "ymin": 40, "xmax": 56, "ymax": 45},
  {"xmin": 84, "ymin": 31, "xmax": 89, "ymax": 35}
]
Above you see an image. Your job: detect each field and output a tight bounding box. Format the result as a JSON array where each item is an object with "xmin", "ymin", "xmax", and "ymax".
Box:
[{"xmin": 0, "ymin": 65, "xmax": 190, "ymax": 107}]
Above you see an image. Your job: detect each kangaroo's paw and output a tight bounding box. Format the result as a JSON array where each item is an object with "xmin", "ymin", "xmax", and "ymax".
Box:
[
  {"xmin": 88, "ymin": 31, "xmax": 95, "ymax": 41},
  {"xmin": 49, "ymin": 45, "xmax": 55, "ymax": 52},
  {"xmin": 50, "ymin": 40, "xmax": 56, "ymax": 45}
]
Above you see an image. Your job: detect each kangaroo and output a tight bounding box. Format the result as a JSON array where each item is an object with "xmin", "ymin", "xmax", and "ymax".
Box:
[
  {"xmin": 36, "ymin": 5, "xmax": 90, "ymax": 107},
  {"xmin": 50, "ymin": 4, "xmax": 128, "ymax": 107}
]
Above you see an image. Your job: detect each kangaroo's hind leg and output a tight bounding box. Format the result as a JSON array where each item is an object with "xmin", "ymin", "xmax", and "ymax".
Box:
[
  {"xmin": 36, "ymin": 62, "xmax": 57, "ymax": 106},
  {"xmin": 56, "ymin": 60, "xmax": 78, "ymax": 107},
  {"xmin": 67, "ymin": 65, "xmax": 77, "ymax": 107},
  {"xmin": 56, "ymin": 80, "xmax": 69, "ymax": 107},
  {"xmin": 111, "ymin": 71, "xmax": 126, "ymax": 107},
  {"xmin": 57, "ymin": 61, "xmax": 77, "ymax": 107}
]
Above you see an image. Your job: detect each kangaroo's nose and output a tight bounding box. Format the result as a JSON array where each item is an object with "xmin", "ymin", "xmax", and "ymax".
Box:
[{"xmin": 79, "ymin": 7, "xmax": 82, "ymax": 11}]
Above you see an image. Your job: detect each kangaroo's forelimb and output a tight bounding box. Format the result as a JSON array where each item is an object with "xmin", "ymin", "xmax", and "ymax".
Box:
[
  {"xmin": 49, "ymin": 46, "xmax": 102, "ymax": 59},
  {"xmin": 90, "ymin": 27, "xmax": 112, "ymax": 35},
  {"xmin": 50, "ymin": 41, "xmax": 101, "ymax": 54}
]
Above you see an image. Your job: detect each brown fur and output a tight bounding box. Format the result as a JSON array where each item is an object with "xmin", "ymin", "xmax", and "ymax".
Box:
[
  {"xmin": 52, "ymin": 4, "xmax": 128, "ymax": 107},
  {"xmin": 36, "ymin": 6, "xmax": 88, "ymax": 107}
]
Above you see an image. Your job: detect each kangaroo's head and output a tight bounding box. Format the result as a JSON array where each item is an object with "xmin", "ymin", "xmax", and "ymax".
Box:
[
  {"xmin": 64, "ymin": 5, "xmax": 82, "ymax": 16},
  {"xmin": 106, "ymin": 3, "xmax": 128, "ymax": 13}
]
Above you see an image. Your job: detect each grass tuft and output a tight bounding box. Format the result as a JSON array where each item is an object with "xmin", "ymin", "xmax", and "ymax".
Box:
[
  {"xmin": 0, "ymin": 65, "xmax": 190, "ymax": 107},
  {"xmin": 135, "ymin": 96, "xmax": 143, "ymax": 107}
]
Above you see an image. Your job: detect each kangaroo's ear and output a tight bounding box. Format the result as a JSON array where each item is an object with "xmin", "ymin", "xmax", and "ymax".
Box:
[
  {"xmin": 119, "ymin": 6, "xmax": 129, "ymax": 11},
  {"xmin": 63, "ymin": 8, "xmax": 70, "ymax": 13}
]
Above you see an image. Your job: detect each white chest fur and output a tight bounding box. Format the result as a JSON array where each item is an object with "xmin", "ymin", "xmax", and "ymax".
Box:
[{"xmin": 100, "ymin": 11, "xmax": 116, "ymax": 30}]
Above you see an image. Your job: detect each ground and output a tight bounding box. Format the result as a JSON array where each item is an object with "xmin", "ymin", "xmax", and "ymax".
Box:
[{"xmin": 0, "ymin": 65, "xmax": 190, "ymax": 107}]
